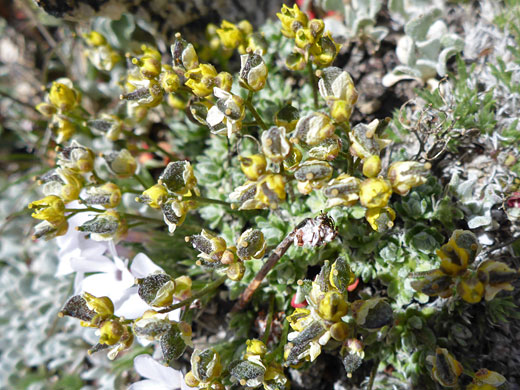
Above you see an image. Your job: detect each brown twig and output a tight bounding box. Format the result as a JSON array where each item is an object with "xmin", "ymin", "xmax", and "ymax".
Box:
[{"xmin": 232, "ymin": 232, "xmax": 295, "ymax": 312}]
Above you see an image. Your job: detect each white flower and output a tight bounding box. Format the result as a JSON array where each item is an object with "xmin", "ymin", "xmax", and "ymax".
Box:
[
  {"xmin": 206, "ymin": 87, "xmax": 245, "ymax": 138},
  {"xmin": 129, "ymin": 354, "xmax": 190, "ymax": 390}
]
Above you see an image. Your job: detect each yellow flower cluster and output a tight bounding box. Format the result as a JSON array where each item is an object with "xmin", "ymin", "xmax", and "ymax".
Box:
[
  {"xmin": 277, "ymin": 4, "xmax": 341, "ymax": 69},
  {"xmin": 411, "ymin": 230, "xmax": 519, "ymax": 303},
  {"xmin": 83, "ymin": 31, "xmax": 121, "ymax": 71}
]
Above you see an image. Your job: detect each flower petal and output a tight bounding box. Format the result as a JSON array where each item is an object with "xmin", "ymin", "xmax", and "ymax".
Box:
[{"xmin": 131, "ymin": 253, "xmax": 163, "ymax": 278}]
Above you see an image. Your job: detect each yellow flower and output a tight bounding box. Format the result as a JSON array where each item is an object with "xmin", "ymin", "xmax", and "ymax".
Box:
[
  {"xmin": 387, "ymin": 161, "xmax": 430, "ymax": 196},
  {"xmin": 32, "ymin": 220, "xmax": 69, "ymax": 240},
  {"xmin": 99, "ymin": 319, "xmax": 125, "ymax": 346},
  {"xmin": 36, "ymin": 102, "xmax": 56, "ymax": 118},
  {"xmin": 294, "ymin": 112, "xmax": 336, "ymax": 146},
  {"xmin": 426, "ymin": 348, "xmax": 463, "ymax": 388},
  {"xmin": 102, "ymin": 149, "xmax": 137, "ymax": 178},
  {"xmin": 171, "ymin": 33, "xmax": 199, "ymax": 70},
  {"xmin": 322, "ymin": 174, "xmax": 360, "ymax": 208},
  {"xmin": 136, "ymin": 184, "xmax": 169, "ymax": 209},
  {"xmin": 160, "ymin": 69, "xmax": 180, "ymax": 93},
  {"xmin": 477, "ymin": 260, "xmax": 518, "ymax": 301},
  {"xmin": 83, "ymin": 292, "xmax": 114, "ymax": 319},
  {"xmin": 215, "ymin": 71, "xmax": 233, "ymax": 92},
  {"xmin": 83, "ymin": 31, "xmax": 107, "ymax": 46},
  {"xmin": 311, "ymin": 32, "xmax": 341, "ymax": 67},
  {"xmin": 466, "ymin": 368, "xmax": 506, "ymax": 390},
  {"xmin": 362, "ymin": 155, "xmax": 382, "ymax": 178},
  {"xmin": 349, "ymin": 119, "xmax": 391, "ymax": 159},
  {"xmin": 255, "ymin": 173, "xmax": 286, "ymax": 209},
  {"xmin": 359, "ymin": 178, "xmax": 392, "ymax": 208},
  {"xmin": 295, "ymin": 27, "xmax": 316, "ymax": 50},
  {"xmin": 239, "ymin": 154, "xmax": 267, "ymax": 181},
  {"xmin": 410, "ymin": 269, "xmax": 454, "ymax": 298},
  {"xmin": 161, "ymin": 199, "xmax": 189, "ymax": 234},
  {"xmin": 365, "ymin": 207, "xmax": 396, "ymax": 232},
  {"xmin": 318, "ymin": 66, "xmax": 358, "ymax": 109},
  {"xmin": 48, "ymin": 78, "xmax": 80, "ymax": 112},
  {"xmin": 307, "ymin": 135, "xmax": 342, "ymax": 161},
  {"xmin": 294, "ymin": 159, "xmax": 333, "ymax": 194},
  {"xmin": 84, "ymin": 182, "xmax": 122, "ymax": 209},
  {"xmin": 437, "ymin": 230, "xmax": 480, "ymax": 276},
  {"xmin": 277, "ymin": 4, "xmax": 309, "ymax": 39},
  {"xmin": 158, "ymin": 161, "xmax": 198, "ymax": 195},
  {"xmin": 41, "ymin": 168, "xmax": 83, "ymax": 202},
  {"xmin": 287, "ymin": 308, "xmax": 312, "ymax": 332},
  {"xmin": 187, "ymin": 229, "xmax": 227, "ymax": 263},
  {"xmin": 28, "ymin": 195, "xmax": 66, "ymax": 226},
  {"xmin": 261, "ymin": 126, "xmax": 291, "ymax": 163},
  {"xmin": 239, "ymin": 52, "xmax": 268, "ymax": 92},
  {"xmin": 318, "ymin": 291, "xmax": 348, "ymax": 322},
  {"xmin": 457, "ymin": 274, "xmax": 484, "ymax": 304},
  {"xmin": 246, "ymin": 339, "xmax": 267, "ymax": 357},
  {"xmin": 236, "ymin": 228, "xmax": 266, "ymax": 260},
  {"xmin": 185, "ymin": 63, "xmax": 218, "ymax": 97},
  {"xmin": 216, "ymin": 20, "xmax": 243, "ymax": 50},
  {"xmin": 57, "ymin": 140, "xmax": 95, "ymax": 173},
  {"xmin": 286, "ymin": 51, "xmax": 307, "ymax": 71}
]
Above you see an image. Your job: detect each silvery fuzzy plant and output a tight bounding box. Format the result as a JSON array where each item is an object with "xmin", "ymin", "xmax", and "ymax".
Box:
[
  {"xmin": 322, "ymin": 0, "xmax": 388, "ymax": 48},
  {"xmin": 382, "ymin": 8, "xmax": 464, "ymax": 88},
  {"xmin": 388, "ymin": 0, "xmax": 446, "ymax": 25}
]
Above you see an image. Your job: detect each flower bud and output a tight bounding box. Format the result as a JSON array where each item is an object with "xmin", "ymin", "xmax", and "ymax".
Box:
[
  {"xmin": 469, "ymin": 368, "xmax": 506, "ymax": 388},
  {"xmin": 359, "ymin": 178, "xmax": 392, "ymax": 208},
  {"xmin": 426, "ymin": 348, "xmax": 463, "ymax": 388},
  {"xmin": 239, "ymin": 51, "xmax": 268, "ymax": 92},
  {"xmin": 99, "ymin": 319, "xmax": 125, "ymax": 345},
  {"xmin": 158, "ymin": 161, "xmax": 197, "ymax": 195},
  {"xmin": 36, "ymin": 102, "xmax": 56, "ymax": 117},
  {"xmin": 57, "ymin": 140, "xmax": 95, "ymax": 173},
  {"xmin": 84, "ymin": 31, "xmax": 107, "ymax": 46},
  {"xmin": 254, "ymin": 174, "xmax": 286, "ymax": 209},
  {"xmin": 190, "ymin": 348, "xmax": 222, "ymax": 384},
  {"xmin": 160, "ymin": 199, "xmax": 188, "ymax": 235},
  {"xmin": 309, "ymin": 19, "xmax": 325, "ymax": 37},
  {"xmin": 246, "ymin": 339, "xmax": 267, "ymax": 356},
  {"xmin": 230, "ymin": 180, "xmax": 263, "ymax": 210},
  {"xmin": 323, "ymin": 174, "xmax": 360, "ymax": 208},
  {"xmin": 294, "ymin": 159, "xmax": 333, "ymax": 192},
  {"xmin": 40, "ymin": 167, "xmax": 83, "ymax": 202},
  {"xmin": 77, "ymin": 210, "xmax": 127, "ymax": 242},
  {"xmin": 215, "ymin": 71, "xmax": 233, "ymax": 92},
  {"xmin": 216, "ymin": 20, "xmax": 243, "ymax": 50},
  {"xmin": 171, "ymin": 34, "xmax": 199, "ymax": 70},
  {"xmin": 311, "ymin": 32, "xmax": 341, "ymax": 67},
  {"xmin": 136, "ymin": 273, "xmax": 176, "ymax": 307},
  {"xmin": 160, "ymin": 69, "xmax": 181, "ymax": 93},
  {"xmin": 59, "ymin": 294, "xmax": 96, "ymax": 323},
  {"xmin": 457, "ymin": 274, "xmax": 484, "ymax": 304},
  {"xmin": 245, "ymin": 32, "xmax": 268, "ymax": 55},
  {"xmin": 307, "ymin": 135, "xmax": 341, "ymax": 161},
  {"xmin": 275, "ymin": 104, "xmax": 299, "ymax": 131},
  {"xmin": 83, "ymin": 292, "xmax": 114, "ymax": 318},
  {"xmin": 184, "ymin": 371, "xmax": 200, "ymax": 387},
  {"xmin": 284, "ymin": 147, "xmax": 303, "ymax": 171},
  {"xmin": 185, "ymin": 63, "xmax": 218, "ymax": 97},
  {"xmin": 48, "ymin": 78, "xmax": 80, "ymax": 112},
  {"xmin": 277, "ymin": 4, "xmax": 308, "ymax": 39},
  {"xmin": 330, "ymin": 99, "xmax": 353, "ymax": 123},
  {"xmin": 32, "ymin": 220, "xmax": 69, "ymax": 240},
  {"xmin": 349, "ymin": 119, "xmax": 391, "ymax": 159},
  {"xmin": 83, "ymin": 182, "xmax": 121, "ymax": 209},
  {"xmin": 295, "ymin": 27, "xmax": 315, "ymax": 50},
  {"xmin": 286, "ymin": 51, "xmax": 306, "ymax": 71},
  {"xmin": 330, "ymin": 322, "xmax": 349, "ymax": 341},
  {"xmin": 28, "ymin": 195, "xmax": 66, "ymax": 226},
  {"xmin": 318, "ymin": 67, "xmax": 358, "ymax": 105},
  {"xmin": 227, "ymin": 261, "xmax": 245, "ymax": 281},
  {"xmin": 136, "ymin": 184, "xmax": 169, "ymax": 209},
  {"xmin": 236, "ymin": 228, "xmax": 266, "ymax": 260},
  {"xmin": 362, "ymin": 155, "xmax": 382, "ymax": 178},
  {"xmin": 351, "ymin": 298, "xmax": 393, "ymax": 329},
  {"xmin": 102, "ymin": 149, "xmax": 137, "ymax": 178},
  {"xmin": 329, "ymin": 257, "xmax": 356, "ymax": 294},
  {"xmin": 387, "ymin": 161, "xmax": 430, "ymax": 196},
  {"xmin": 294, "ymin": 112, "xmax": 335, "ymax": 146},
  {"xmin": 318, "ymin": 291, "xmax": 348, "ymax": 322},
  {"xmin": 239, "ymin": 154, "xmax": 267, "ymax": 181},
  {"xmin": 261, "ymin": 126, "xmax": 291, "ymax": 163},
  {"xmin": 88, "ymin": 115, "xmax": 122, "ymax": 141},
  {"xmin": 132, "ymin": 54, "xmax": 162, "ymax": 79},
  {"xmin": 188, "ymin": 229, "xmax": 227, "ymax": 263},
  {"xmin": 438, "ymin": 230, "xmax": 479, "ymax": 276},
  {"xmin": 410, "ymin": 269, "xmax": 454, "ymax": 297},
  {"xmin": 477, "ymin": 260, "xmax": 519, "ymax": 301},
  {"xmin": 365, "ymin": 207, "xmax": 396, "ymax": 232},
  {"xmin": 85, "ymin": 44, "xmax": 121, "ymax": 71}
]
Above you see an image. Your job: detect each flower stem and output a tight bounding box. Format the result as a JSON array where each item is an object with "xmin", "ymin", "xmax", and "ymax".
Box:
[
  {"xmin": 134, "ymin": 174, "xmax": 148, "ymax": 190},
  {"xmin": 158, "ymin": 274, "xmax": 228, "ymax": 313},
  {"xmin": 123, "ymin": 130, "xmax": 176, "ymax": 161},
  {"xmin": 246, "ymin": 91, "xmax": 267, "ymax": 130},
  {"xmin": 307, "ymin": 61, "xmax": 319, "ymax": 109},
  {"xmin": 183, "ymin": 195, "xmax": 232, "ymax": 208},
  {"xmin": 121, "ymin": 212, "xmax": 163, "ymax": 224},
  {"xmin": 262, "ymin": 293, "xmax": 276, "ymax": 344}
]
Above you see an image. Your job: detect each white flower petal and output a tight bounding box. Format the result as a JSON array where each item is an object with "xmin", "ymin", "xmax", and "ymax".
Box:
[
  {"xmin": 114, "ymin": 287, "xmax": 152, "ymax": 319},
  {"xmin": 131, "ymin": 253, "xmax": 163, "ymax": 278},
  {"xmin": 129, "ymin": 379, "xmax": 171, "ymax": 390},
  {"xmin": 206, "ymin": 105, "xmax": 225, "ymax": 126},
  {"xmin": 134, "ymin": 355, "xmax": 183, "ymax": 386}
]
